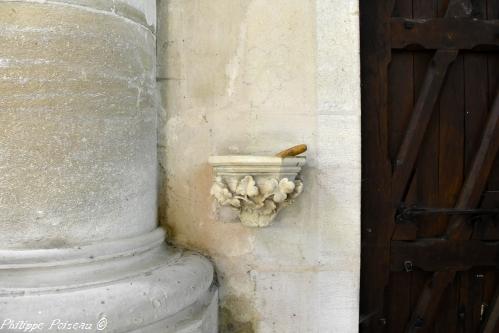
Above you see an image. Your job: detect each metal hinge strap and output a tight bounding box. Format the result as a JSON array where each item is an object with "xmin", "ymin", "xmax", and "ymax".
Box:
[{"xmin": 396, "ymin": 204, "xmax": 499, "ymax": 223}]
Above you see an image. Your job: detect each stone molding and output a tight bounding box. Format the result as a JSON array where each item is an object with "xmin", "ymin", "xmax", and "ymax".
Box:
[
  {"xmin": 0, "ymin": 228, "xmax": 165, "ymax": 269},
  {"xmin": 0, "ymin": 228, "xmax": 218, "ymax": 331},
  {"xmin": 209, "ymin": 156, "xmax": 306, "ymax": 227}
]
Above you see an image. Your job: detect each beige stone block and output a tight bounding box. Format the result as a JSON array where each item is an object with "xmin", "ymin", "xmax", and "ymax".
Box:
[{"xmin": 0, "ymin": 2, "xmax": 157, "ymax": 247}]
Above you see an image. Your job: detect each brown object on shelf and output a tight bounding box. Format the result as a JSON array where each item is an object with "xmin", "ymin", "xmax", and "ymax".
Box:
[{"xmin": 275, "ymin": 144, "xmax": 307, "ymax": 158}]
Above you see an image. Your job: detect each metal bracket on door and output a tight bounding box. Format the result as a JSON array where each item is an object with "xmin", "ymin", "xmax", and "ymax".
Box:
[{"xmin": 395, "ymin": 204, "xmax": 499, "ymax": 224}]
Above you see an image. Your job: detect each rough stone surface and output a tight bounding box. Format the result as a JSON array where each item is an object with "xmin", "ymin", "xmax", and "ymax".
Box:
[
  {"xmin": 0, "ymin": 0, "xmax": 157, "ymax": 248},
  {"xmin": 0, "ymin": 1, "xmax": 218, "ymax": 332},
  {"xmin": 157, "ymin": 0, "xmax": 361, "ymax": 332}
]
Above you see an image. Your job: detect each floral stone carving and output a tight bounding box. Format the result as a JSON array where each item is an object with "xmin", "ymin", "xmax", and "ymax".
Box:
[{"xmin": 209, "ymin": 156, "xmax": 306, "ymax": 227}]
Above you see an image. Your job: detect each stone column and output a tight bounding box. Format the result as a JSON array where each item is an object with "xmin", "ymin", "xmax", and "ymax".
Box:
[{"xmin": 0, "ymin": 1, "xmax": 217, "ymax": 331}]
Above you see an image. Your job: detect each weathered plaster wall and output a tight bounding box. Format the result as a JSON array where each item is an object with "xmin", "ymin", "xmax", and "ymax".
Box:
[{"xmin": 157, "ymin": 0, "xmax": 360, "ymax": 332}]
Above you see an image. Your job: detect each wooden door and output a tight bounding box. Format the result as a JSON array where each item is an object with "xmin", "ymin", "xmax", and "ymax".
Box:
[{"xmin": 360, "ymin": 0, "xmax": 499, "ymax": 332}]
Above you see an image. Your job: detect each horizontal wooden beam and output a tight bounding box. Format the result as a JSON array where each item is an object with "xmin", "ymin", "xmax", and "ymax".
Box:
[
  {"xmin": 391, "ymin": 18, "xmax": 499, "ymax": 49},
  {"xmin": 391, "ymin": 239, "xmax": 499, "ymax": 271}
]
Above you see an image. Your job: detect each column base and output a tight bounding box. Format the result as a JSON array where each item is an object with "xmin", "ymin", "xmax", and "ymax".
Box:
[{"xmin": 0, "ymin": 229, "xmax": 218, "ymax": 332}]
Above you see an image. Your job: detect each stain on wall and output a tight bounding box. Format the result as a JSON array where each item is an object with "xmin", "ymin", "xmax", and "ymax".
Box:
[{"xmin": 157, "ymin": 0, "xmax": 361, "ymax": 331}]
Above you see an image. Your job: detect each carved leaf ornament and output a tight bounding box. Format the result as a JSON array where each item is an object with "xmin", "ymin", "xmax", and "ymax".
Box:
[{"xmin": 210, "ymin": 175, "xmax": 304, "ymax": 227}]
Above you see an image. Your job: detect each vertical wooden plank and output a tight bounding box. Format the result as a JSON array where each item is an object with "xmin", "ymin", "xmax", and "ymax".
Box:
[
  {"xmin": 390, "ymin": 0, "xmax": 418, "ymax": 241},
  {"xmin": 413, "ymin": 52, "xmax": 440, "ymax": 239},
  {"xmin": 410, "ymin": 268, "xmax": 428, "ymax": 315},
  {"xmin": 487, "ymin": 0, "xmax": 499, "ymax": 19},
  {"xmin": 437, "ymin": 55, "xmax": 465, "ymax": 237},
  {"xmin": 438, "ymin": 0, "xmax": 450, "ymax": 16},
  {"xmin": 409, "ymin": 268, "xmax": 432, "ymax": 331},
  {"xmin": 453, "ymin": 1, "xmax": 490, "ymax": 330},
  {"xmin": 460, "ymin": 2, "xmax": 490, "ymax": 330},
  {"xmin": 434, "ymin": 53, "xmax": 465, "ymax": 332},
  {"xmin": 456, "ymin": 269, "xmax": 485, "ymax": 333},
  {"xmin": 434, "ymin": 282, "xmax": 459, "ymax": 332},
  {"xmin": 391, "ymin": 48, "xmax": 458, "ymax": 203},
  {"xmin": 471, "ymin": 0, "xmax": 488, "ymax": 17},
  {"xmin": 386, "ymin": 3, "xmax": 414, "ymax": 328},
  {"xmin": 469, "ymin": 271, "xmax": 485, "ymax": 332},
  {"xmin": 486, "ymin": 1, "xmax": 499, "ymax": 196},
  {"xmin": 474, "ymin": 27, "xmax": 499, "ymax": 239},
  {"xmin": 474, "ymin": 192, "xmax": 499, "ymax": 240},
  {"xmin": 413, "ymin": 0, "xmax": 438, "ymax": 18},
  {"xmin": 410, "ymin": 53, "xmax": 437, "ymax": 329},
  {"xmin": 464, "ymin": 53, "xmax": 490, "ymax": 174},
  {"xmin": 389, "ymin": 51, "xmax": 415, "ymax": 163},
  {"xmin": 412, "ymin": 1, "xmax": 439, "ymax": 239},
  {"xmin": 393, "ymin": 0, "xmax": 413, "ymax": 17},
  {"xmin": 409, "ymin": 2, "xmax": 441, "ymax": 332},
  {"xmin": 483, "ymin": 271, "xmax": 497, "ymax": 307},
  {"xmin": 482, "ymin": 4, "xmax": 499, "ymax": 333},
  {"xmin": 486, "ymin": 0, "xmax": 499, "ymax": 214},
  {"xmin": 360, "ymin": 0, "xmax": 395, "ymax": 331},
  {"xmin": 458, "ymin": 273, "xmax": 471, "ymax": 333},
  {"xmin": 391, "ymin": 3, "xmax": 459, "ymax": 205},
  {"xmin": 386, "ymin": 0, "xmax": 414, "ymax": 329},
  {"xmin": 483, "ymin": 285, "xmax": 499, "ymax": 333},
  {"xmin": 434, "ymin": 25, "xmax": 465, "ymax": 333},
  {"xmin": 387, "ymin": 272, "xmax": 412, "ymax": 332},
  {"xmin": 482, "ymin": 271, "xmax": 498, "ymax": 329}
]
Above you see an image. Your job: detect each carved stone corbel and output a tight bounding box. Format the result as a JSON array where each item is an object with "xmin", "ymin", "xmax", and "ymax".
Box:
[{"xmin": 209, "ymin": 156, "xmax": 306, "ymax": 227}]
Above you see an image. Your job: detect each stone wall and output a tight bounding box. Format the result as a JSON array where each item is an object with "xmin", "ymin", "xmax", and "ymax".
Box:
[{"xmin": 157, "ymin": 0, "xmax": 361, "ymax": 332}]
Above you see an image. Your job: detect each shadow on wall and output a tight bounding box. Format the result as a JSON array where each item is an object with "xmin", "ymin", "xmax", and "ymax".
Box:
[{"xmin": 218, "ymin": 296, "xmax": 256, "ymax": 333}]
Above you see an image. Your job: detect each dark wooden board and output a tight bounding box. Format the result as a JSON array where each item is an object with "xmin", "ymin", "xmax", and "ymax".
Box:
[
  {"xmin": 361, "ymin": 0, "xmax": 499, "ymax": 331},
  {"xmin": 360, "ymin": 1, "xmax": 396, "ymax": 331}
]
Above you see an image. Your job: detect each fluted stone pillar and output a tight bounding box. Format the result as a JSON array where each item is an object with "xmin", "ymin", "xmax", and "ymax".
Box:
[{"xmin": 0, "ymin": 1, "xmax": 217, "ymax": 331}]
